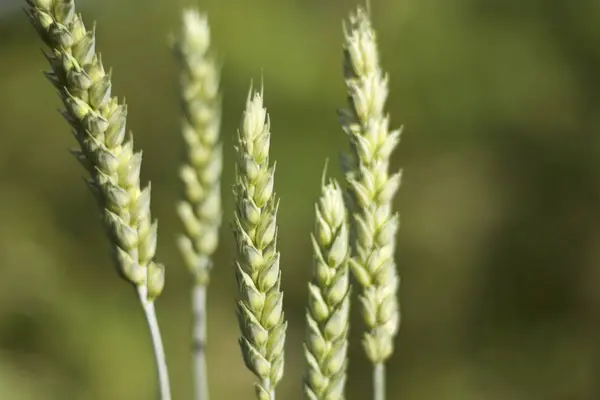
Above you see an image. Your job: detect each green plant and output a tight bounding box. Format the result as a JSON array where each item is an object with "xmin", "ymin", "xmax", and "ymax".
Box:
[
  {"xmin": 24, "ymin": 1, "xmax": 401, "ymax": 399},
  {"xmin": 339, "ymin": 7, "xmax": 402, "ymax": 400},
  {"xmin": 231, "ymin": 88, "xmax": 287, "ymax": 400},
  {"xmin": 24, "ymin": 0, "xmax": 170, "ymax": 398},
  {"xmin": 304, "ymin": 170, "xmax": 351, "ymax": 400},
  {"xmin": 172, "ymin": 8, "xmax": 223, "ymax": 400}
]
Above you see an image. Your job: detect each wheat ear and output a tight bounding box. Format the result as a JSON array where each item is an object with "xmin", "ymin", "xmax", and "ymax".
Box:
[
  {"xmin": 304, "ymin": 169, "xmax": 351, "ymax": 400},
  {"xmin": 25, "ymin": 1, "xmax": 170, "ymax": 398},
  {"xmin": 232, "ymin": 87, "xmax": 287, "ymax": 400},
  {"xmin": 338, "ymin": 7, "xmax": 402, "ymax": 400},
  {"xmin": 172, "ymin": 8, "xmax": 222, "ymax": 400}
]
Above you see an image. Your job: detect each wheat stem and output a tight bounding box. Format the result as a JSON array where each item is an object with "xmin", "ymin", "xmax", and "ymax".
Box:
[
  {"xmin": 192, "ymin": 284, "xmax": 209, "ymax": 400},
  {"xmin": 373, "ymin": 363, "xmax": 385, "ymax": 400},
  {"xmin": 138, "ymin": 287, "xmax": 172, "ymax": 400}
]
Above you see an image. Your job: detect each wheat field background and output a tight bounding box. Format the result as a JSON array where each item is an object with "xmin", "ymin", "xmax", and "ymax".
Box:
[{"xmin": 0, "ymin": 0, "xmax": 599, "ymax": 399}]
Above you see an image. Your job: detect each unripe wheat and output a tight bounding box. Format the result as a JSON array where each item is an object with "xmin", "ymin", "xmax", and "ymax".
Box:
[
  {"xmin": 339, "ymin": 7, "xmax": 402, "ymax": 367},
  {"xmin": 304, "ymin": 175, "xmax": 351, "ymax": 400},
  {"xmin": 25, "ymin": 1, "xmax": 170, "ymax": 397},
  {"xmin": 25, "ymin": 0, "xmax": 164, "ymax": 300},
  {"xmin": 172, "ymin": 8, "xmax": 222, "ymax": 400},
  {"xmin": 173, "ymin": 8, "xmax": 222, "ymax": 286},
  {"xmin": 232, "ymin": 88, "xmax": 287, "ymax": 400}
]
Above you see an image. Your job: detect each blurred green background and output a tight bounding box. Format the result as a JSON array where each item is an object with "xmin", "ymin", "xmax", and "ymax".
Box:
[{"xmin": 1, "ymin": 0, "xmax": 599, "ymax": 398}]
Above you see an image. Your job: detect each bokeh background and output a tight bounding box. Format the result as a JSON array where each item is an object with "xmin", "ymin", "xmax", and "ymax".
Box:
[{"xmin": 1, "ymin": 0, "xmax": 599, "ymax": 398}]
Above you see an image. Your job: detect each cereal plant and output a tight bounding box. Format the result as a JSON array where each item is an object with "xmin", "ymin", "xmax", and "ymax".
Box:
[{"xmin": 24, "ymin": 1, "xmax": 401, "ymax": 399}]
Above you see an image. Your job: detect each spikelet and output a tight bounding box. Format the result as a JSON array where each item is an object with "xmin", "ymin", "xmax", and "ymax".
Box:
[
  {"xmin": 173, "ymin": 8, "xmax": 223, "ymax": 286},
  {"xmin": 339, "ymin": 7, "xmax": 402, "ymax": 364},
  {"xmin": 304, "ymin": 175, "xmax": 351, "ymax": 400},
  {"xmin": 232, "ymin": 88, "xmax": 287, "ymax": 400},
  {"xmin": 25, "ymin": 0, "xmax": 164, "ymax": 300}
]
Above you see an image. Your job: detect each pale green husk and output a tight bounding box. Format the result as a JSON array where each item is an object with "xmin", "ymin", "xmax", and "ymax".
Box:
[
  {"xmin": 304, "ymin": 176, "xmax": 351, "ymax": 400},
  {"xmin": 25, "ymin": 0, "xmax": 164, "ymax": 300},
  {"xmin": 232, "ymin": 88, "xmax": 287, "ymax": 400},
  {"xmin": 339, "ymin": 7, "xmax": 402, "ymax": 364},
  {"xmin": 173, "ymin": 8, "xmax": 223, "ymax": 286}
]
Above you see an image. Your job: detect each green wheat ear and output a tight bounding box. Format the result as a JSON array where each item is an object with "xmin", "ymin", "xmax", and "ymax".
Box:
[
  {"xmin": 338, "ymin": 6, "xmax": 402, "ymax": 399},
  {"xmin": 173, "ymin": 8, "xmax": 222, "ymax": 286},
  {"xmin": 25, "ymin": 0, "xmax": 165, "ymax": 297},
  {"xmin": 304, "ymin": 170, "xmax": 351, "ymax": 400},
  {"xmin": 172, "ymin": 7, "xmax": 222, "ymax": 400},
  {"xmin": 25, "ymin": 0, "xmax": 170, "ymax": 398},
  {"xmin": 232, "ymin": 87, "xmax": 287, "ymax": 400}
]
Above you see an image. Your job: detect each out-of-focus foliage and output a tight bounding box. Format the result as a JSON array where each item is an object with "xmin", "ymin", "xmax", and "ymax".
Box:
[{"xmin": 0, "ymin": 0, "xmax": 599, "ymax": 399}]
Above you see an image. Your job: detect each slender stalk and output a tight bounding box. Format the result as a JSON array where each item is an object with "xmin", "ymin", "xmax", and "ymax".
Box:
[
  {"xmin": 374, "ymin": 363, "xmax": 385, "ymax": 400},
  {"xmin": 192, "ymin": 284, "xmax": 209, "ymax": 400},
  {"xmin": 138, "ymin": 287, "xmax": 172, "ymax": 400}
]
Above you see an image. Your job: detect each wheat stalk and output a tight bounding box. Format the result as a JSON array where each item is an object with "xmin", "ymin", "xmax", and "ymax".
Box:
[
  {"xmin": 25, "ymin": 1, "xmax": 170, "ymax": 398},
  {"xmin": 304, "ymin": 169, "xmax": 351, "ymax": 400},
  {"xmin": 232, "ymin": 87, "xmax": 287, "ymax": 400},
  {"xmin": 338, "ymin": 7, "xmax": 402, "ymax": 400},
  {"xmin": 172, "ymin": 8, "xmax": 222, "ymax": 400}
]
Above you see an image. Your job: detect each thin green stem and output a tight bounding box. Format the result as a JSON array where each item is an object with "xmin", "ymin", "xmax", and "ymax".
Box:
[
  {"xmin": 262, "ymin": 380, "xmax": 275, "ymax": 400},
  {"xmin": 138, "ymin": 287, "xmax": 172, "ymax": 400},
  {"xmin": 374, "ymin": 363, "xmax": 385, "ymax": 400},
  {"xmin": 192, "ymin": 284, "xmax": 209, "ymax": 400}
]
